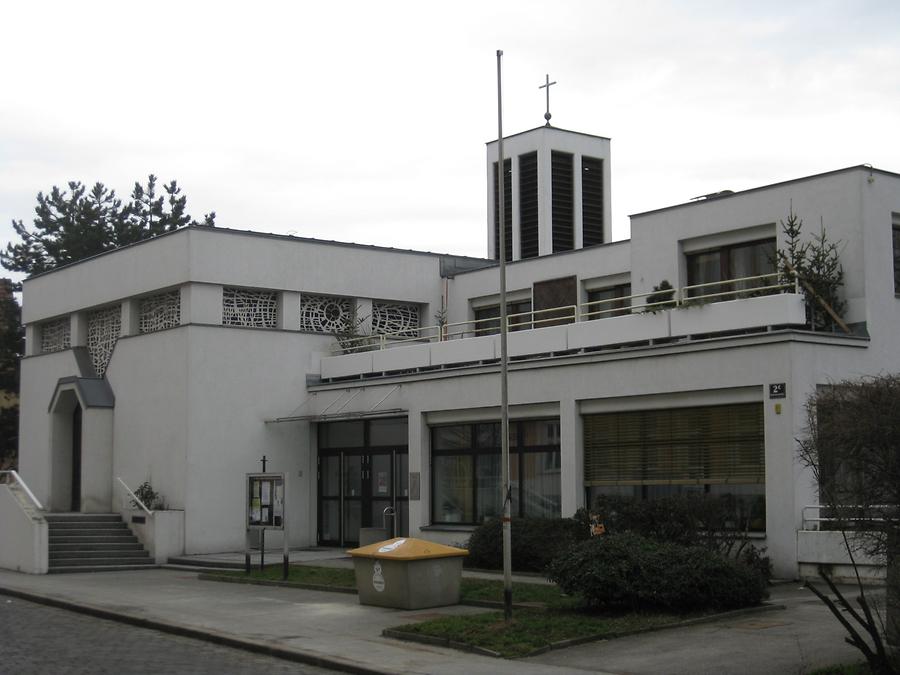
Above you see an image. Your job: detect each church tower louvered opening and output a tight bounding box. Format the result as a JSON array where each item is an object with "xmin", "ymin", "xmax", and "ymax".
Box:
[
  {"xmin": 519, "ymin": 151, "xmax": 539, "ymax": 259},
  {"xmin": 582, "ymin": 156, "xmax": 604, "ymax": 247},
  {"xmin": 486, "ymin": 126, "xmax": 610, "ymax": 260},
  {"xmin": 493, "ymin": 158, "xmax": 512, "ymax": 262},
  {"xmin": 551, "ymin": 151, "xmax": 574, "ymax": 253}
]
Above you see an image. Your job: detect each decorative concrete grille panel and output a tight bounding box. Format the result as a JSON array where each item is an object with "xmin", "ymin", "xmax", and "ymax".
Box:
[
  {"xmin": 299, "ymin": 294, "xmax": 352, "ymax": 333},
  {"xmin": 139, "ymin": 291, "xmax": 181, "ymax": 334},
  {"xmin": 40, "ymin": 318, "xmax": 71, "ymax": 353},
  {"xmin": 87, "ymin": 306, "xmax": 122, "ymax": 376},
  {"xmin": 222, "ymin": 288, "xmax": 277, "ymax": 328},
  {"xmin": 372, "ymin": 302, "xmax": 419, "ymax": 337}
]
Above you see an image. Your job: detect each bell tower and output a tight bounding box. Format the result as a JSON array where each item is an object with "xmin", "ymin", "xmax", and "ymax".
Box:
[{"xmin": 486, "ymin": 126, "xmax": 612, "ymax": 261}]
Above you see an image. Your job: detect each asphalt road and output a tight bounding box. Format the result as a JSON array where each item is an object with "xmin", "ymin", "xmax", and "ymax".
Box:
[{"xmin": 0, "ymin": 595, "xmax": 339, "ymax": 675}]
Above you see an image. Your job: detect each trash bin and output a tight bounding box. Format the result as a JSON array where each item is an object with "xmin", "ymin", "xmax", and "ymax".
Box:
[{"xmin": 347, "ymin": 537, "xmax": 468, "ymax": 610}]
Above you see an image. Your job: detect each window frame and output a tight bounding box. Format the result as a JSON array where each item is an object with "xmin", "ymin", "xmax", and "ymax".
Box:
[
  {"xmin": 430, "ymin": 419, "xmax": 561, "ymax": 526},
  {"xmin": 685, "ymin": 237, "xmax": 776, "ymax": 299}
]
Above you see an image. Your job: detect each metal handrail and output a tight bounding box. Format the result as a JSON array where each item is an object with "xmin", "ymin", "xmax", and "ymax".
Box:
[
  {"xmin": 0, "ymin": 470, "xmax": 44, "ymax": 511},
  {"xmin": 331, "ymin": 272, "xmax": 801, "ymax": 355},
  {"xmin": 801, "ymin": 503, "xmax": 896, "ymax": 530},
  {"xmin": 680, "ymin": 272, "xmax": 793, "ymax": 303},
  {"xmin": 116, "ymin": 476, "xmax": 153, "ymax": 516}
]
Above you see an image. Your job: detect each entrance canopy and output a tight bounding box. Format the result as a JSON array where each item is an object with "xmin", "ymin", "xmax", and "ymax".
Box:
[{"xmin": 265, "ymin": 385, "xmax": 405, "ymax": 424}]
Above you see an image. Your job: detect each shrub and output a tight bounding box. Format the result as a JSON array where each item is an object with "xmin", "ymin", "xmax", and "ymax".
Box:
[
  {"xmin": 465, "ymin": 512, "xmax": 590, "ymax": 573},
  {"xmin": 591, "ymin": 494, "xmax": 772, "ymax": 582},
  {"xmin": 546, "ymin": 532, "xmax": 767, "ymax": 612}
]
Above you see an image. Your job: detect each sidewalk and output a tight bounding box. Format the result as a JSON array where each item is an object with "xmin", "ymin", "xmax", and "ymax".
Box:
[{"xmin": 0, "ymin": 565, "xmax": 870, "ymax": 674}]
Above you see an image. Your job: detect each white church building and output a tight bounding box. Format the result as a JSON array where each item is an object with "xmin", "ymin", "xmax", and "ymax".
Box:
[{"xmin": 3, "ymin": 123, "xmax": 900, "ymax": 580}]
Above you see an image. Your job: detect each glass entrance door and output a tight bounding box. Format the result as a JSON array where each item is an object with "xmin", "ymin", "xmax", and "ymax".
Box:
[{"xmin": 317, "ymin": 448, "xmax": 409, "ymax": 547}]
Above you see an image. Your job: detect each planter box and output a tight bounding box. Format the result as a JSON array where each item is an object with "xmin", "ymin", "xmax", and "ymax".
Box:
[
  {"xmin": 670, "ymin": 294, "xmax": 805, "ymax": 337},
  {"xmin": 373, "ymin": 343, "xmax": 431, "ymax": 372},
  {"xmin": 567, "ymin": 311, "xmax": 670, "ymax": 350},
  {"xmin": 508, "ymin": 324, "xmax": 569, "ymax": 358},
  {"xmin": 430, "ymin": 335, "xmax": 496, "ymax": 366},
  {"xmin": 320, "ymin": 351, "xmax": 374, "ymax": 379}
]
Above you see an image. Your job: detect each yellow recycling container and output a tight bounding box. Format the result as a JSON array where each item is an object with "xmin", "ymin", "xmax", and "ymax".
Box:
[{"xmin": 347, "ymin": 537, "xmax": 468, "ymax": 609}]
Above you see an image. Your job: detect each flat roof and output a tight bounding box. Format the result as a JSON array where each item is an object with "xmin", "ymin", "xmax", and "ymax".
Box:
[
  {"xmin": 630, "ymin": 165, "xmax": 900, "ymax": 218},
  {"xmin": 25, "ymin": 225, "xmax": 492, "ymax": 281}
]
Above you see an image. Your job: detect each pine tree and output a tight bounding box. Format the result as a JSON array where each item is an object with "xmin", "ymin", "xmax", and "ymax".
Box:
[
  {"xmin": 776, "ymin": 207, "xmax": 845, "ymax": 331},
  {"xmin": 0, "ymin": 279, "xmax": 22, "ymax": 469},
  {"xmin": 2, "ymin": 176, "xmax": 216, "ymax": 276}
]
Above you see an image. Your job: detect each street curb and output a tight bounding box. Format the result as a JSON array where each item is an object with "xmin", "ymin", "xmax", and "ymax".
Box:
[
  {"xmin": 0, "ymin": 585, "xmax": 395, "ymax": 675},
  {"xmin": 382, "ymin": 602, "xmax": 787, "ymax": 659}
]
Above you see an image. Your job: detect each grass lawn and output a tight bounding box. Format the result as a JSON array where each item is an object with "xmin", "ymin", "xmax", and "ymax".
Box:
[
  {"xmin": 208, "ymin": 564, "xmax": 573, "ymax": 607},
  {"xmin": 204, "ymin": 564, "xmax": 715, "ymax": 658},
  {"xmin": 389, "ymin": 608, "xmax": 700, "ymax": 658}
]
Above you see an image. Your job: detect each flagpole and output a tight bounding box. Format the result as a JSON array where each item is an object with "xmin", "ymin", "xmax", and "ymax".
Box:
[{"xmin": 496, "ymin": 48, "xmax": 513, "ymax": 621}]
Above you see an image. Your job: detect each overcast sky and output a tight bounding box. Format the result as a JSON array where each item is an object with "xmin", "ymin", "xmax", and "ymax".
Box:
[{"xmin": 2, "ymin": 1, "xmax": 899, "ymax": 278}]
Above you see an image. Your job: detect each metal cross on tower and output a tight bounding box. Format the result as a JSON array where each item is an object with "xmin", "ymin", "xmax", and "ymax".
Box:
[{"xmin": 539, "ymin": 74, "xmax": 557, "ymax": 126}]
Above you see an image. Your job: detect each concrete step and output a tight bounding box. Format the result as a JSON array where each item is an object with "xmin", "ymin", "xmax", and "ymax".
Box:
[
  {"xmin": 50, "ymin": 533, "xmax": 137, "ymax": 544},
  {"xmin": 48, "ymin": 563, "xmax": 159, "ymax": 574},
  {"xmin": 50, "ymin": 549, "xmax": 150, "ymax": 560},
  {"xmin": 44, "ymin": 513, "xmax": 122, "ymax": 523},
  {"xmin": 166, "ymin": 557, "xmax": 245, "ymax": 570},
  {"xmin": 50, "ymin": 541, "xmax": 145, "ymax": 552},
  {"xmin": 50, "ymin": 556, "xmax": 155, "ymax": 567},
  {"xmin": 47, "ymin": 521, "xmax": 130, "ymax": 530}
]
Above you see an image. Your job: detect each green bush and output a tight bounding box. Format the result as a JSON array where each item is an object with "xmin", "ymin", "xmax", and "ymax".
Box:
[
  {"xmin": 546, "ymin": 532, "xmax": 767, "ymax": 612},
  {"xmin": 592, "ymin": 494, "xmax": 772, "ymax": 582},
  {"xmin": 465, "ymin": 512, "xmax": 590, "ymax": 573}
]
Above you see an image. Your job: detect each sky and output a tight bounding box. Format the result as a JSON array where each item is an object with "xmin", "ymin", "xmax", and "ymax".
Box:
[{"xmin": 2, "ymin": 1, "xmax": 899, "ymax": 281}]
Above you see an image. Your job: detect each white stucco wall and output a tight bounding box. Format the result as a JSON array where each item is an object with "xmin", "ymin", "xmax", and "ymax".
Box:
[
  {"xmin": 312, "ymin": 330, "xmax": 871, "ymax": 579},
  {"xmin": 0, "ymin": 486, "xmax": 48, "ymax": 574}
]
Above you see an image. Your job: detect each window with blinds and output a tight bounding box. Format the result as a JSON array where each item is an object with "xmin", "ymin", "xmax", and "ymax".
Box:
[{"xmin": 584, "ymin": 403, "xmax": 764, "ymax": 487}]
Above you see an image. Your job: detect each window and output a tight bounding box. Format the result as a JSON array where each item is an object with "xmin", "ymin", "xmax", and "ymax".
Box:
[
  {"xmin": 686, "ymin": 238, "xmax": 776, "ymax": 300},
  {"xmin": 40, "ymin": 317, "xmax": 71, "ymax": 353},
  {"xmin": 431, "ymin": 419, "xmax": 561, "ymax": 525},
  {"xmin": 583, "ymin": 403, "xmax": 765, "ymax": 531},
  {"xmin": 87, "ymin": 305, "xmax": 122, "ymax": 376},
  {"xmin": 222, "ymin": 288, "xmax": 277, "ymax": 328},
  {"xmin": 893, "ymin": 213, "xmax": 900, "ymax": 294},
  {"xmin": 473, "ymin": 300, "xmax": 532, "ymax": 335},
  {"xmin": 139, "ymin": 291, "xmax": 181, "ymax": 334},
  {"xmin": 586, "ymin": 284, "xmax": 631, "ymax": 319},
  {"xmin": 371, "ymin": 301, "xmax": 419, "ymax": 338},
  {"xmin": 299, "ymin": 294, "xmax": 353, "ymax": 333}
]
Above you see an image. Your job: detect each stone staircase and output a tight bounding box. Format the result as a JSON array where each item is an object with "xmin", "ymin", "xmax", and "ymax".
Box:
[{"xmin": 46, "ymin": 513, "xmax": 155, "ymax": 573}]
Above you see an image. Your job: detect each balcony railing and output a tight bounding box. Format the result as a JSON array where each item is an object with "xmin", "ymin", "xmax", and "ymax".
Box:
[{"xmin": 333, "ymin": 272, "xmax": 797, "ymax": 355}]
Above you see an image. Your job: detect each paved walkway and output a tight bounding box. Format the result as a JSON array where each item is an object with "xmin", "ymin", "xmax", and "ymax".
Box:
[{"xmin": 0, "ymin": 565, "xmax": 872, "ymax": 674}]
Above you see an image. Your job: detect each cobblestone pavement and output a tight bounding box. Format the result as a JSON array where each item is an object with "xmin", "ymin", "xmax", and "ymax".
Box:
[{"xmin": 0, "ymin": 596, "xmax": 339, "ymax": 675}]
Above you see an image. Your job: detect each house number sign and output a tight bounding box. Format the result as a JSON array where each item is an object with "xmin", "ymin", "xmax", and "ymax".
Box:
[{"xmin": 768, "ymin": 383, "xmax": 786, "ymax": 399}]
